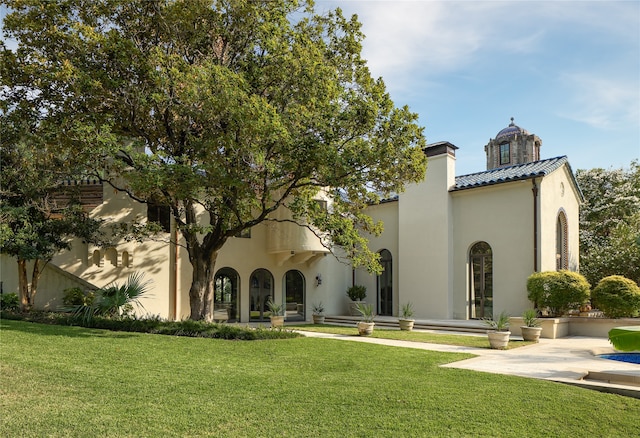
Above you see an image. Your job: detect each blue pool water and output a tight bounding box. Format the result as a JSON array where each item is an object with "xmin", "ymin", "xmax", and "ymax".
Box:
[{"xmin": 599, "ymin": 353, "xmax": 640, "ymax": 364}]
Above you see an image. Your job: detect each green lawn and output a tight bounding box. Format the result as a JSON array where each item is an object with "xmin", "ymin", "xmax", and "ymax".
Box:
[
  {"xmin": 286, "ymin": 324, "xmax": 535, "ymax": 349},
  {"xmin": 1, "ymin": 320, "xmax": 638, "ymax": 437}
]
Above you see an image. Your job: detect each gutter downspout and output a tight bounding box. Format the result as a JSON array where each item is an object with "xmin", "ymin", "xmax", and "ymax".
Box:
[
  {"xmin": 172, "ymin": 225, "xmax": 178, "ymax": 321},
  {"xmin": 531, "ymin": 178, "xmax": 539, "ymax": 273}
]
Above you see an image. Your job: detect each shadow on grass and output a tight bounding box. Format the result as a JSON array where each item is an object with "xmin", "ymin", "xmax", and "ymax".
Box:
[{"xmin": 0, "ymin": 319, "xmax": 137, "ymax": 339}]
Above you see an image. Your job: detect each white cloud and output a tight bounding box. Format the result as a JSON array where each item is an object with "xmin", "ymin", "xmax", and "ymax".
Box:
[{"xmin": 556, "ymin": 73, "xmax": 640, "ymax": 130}]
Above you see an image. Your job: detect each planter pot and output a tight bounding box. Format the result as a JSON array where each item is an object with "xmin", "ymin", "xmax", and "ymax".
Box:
[
  {"xmin": 521, "ymin": 326, "xmax": 542, "ymax": 342},
  {"xmin": 312, "ymin": 315, "xmax": 325, "ymax": 324},
  {"xmin": 270, "ymin": 316, "xmax": 284, "ymax": 328},
  {"xmin": 357, "ymin": 321, "xmax": 375, "ymax": 336},
  {"xmin": 349, "ymin": 301, "xmax": 365, "ymax": 316},
  {"xmin": 487, "ymin": 331, "xmax": 511, "ymax": 349},
  {"xmin": 399, "ymin": 319, "xmax": 415, "ymax": 331}
]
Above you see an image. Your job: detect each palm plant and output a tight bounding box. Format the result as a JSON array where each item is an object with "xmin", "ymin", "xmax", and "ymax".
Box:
[
  {"xmin": 74, "ymin": 272, "xmax": 151, "ymax": 322},
  {"xmin": 355, "ymin": 302, "xmax": 375, "ymax": 322},
  {"xmin": 483, "ymin": 311, "xmax": 510, "ymax": 331}
]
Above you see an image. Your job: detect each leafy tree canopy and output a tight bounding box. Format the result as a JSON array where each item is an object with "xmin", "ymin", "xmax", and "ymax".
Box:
[
  {"xmin": 1, "ymin": 0, "xmax": 428, "ymax": 320},
  {"xmin": 576, "ymin": 161, "xmax": 640, "ymax": 286}
]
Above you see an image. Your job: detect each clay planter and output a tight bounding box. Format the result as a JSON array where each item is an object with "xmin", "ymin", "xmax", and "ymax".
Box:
[
  {"xmin": 487, "ymin": 331, "xmax": 511, "ymax": 349},
  {"xmin": 521, "ymin": 326, "xmax": 542, "ymax": 342},
  {"xmin": 270, "ymin": 315, "xmax": 284, "ymax": 328},
  {"xmin": 357, "ymin": 321, "xmax": 375, "ymax": 336},
  {"xmin": 312, "ymin": 315, "xmax": 325, "ymax": 324},
  {"xmin": 398, "ymin": 319, "xmax": 415, "ymax": 331}
]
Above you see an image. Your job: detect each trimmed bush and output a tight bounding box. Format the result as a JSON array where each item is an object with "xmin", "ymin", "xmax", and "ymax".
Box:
[
  {"xmin": 527, "ymin": 270, "xmax": 590, "ymax": 316},
  {"xmin": 62, "ymin": 287, "xmax": 95, "ymax": 307},
  {"xmin": 0, "ymin": 293, "xmax": 20, "ymax": 312},
  {"xmin": 591, "ymin": 275, "xmax": 640, "ymax": 318}
]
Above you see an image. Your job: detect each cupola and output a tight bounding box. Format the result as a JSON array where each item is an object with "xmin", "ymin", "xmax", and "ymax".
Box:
[{"xmin": 484, "ymin": 118, "xmax": 541, "ymax": 170}]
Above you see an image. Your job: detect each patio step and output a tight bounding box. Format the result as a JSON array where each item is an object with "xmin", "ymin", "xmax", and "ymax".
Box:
[{"xmin": 321, "ymin": 315, "xmax": 489, "ymax": 334}]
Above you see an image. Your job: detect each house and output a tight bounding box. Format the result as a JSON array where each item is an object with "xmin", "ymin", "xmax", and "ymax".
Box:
[{"xmin": 0, "ymin": 119, "xmax": 582, "ymax": 322}]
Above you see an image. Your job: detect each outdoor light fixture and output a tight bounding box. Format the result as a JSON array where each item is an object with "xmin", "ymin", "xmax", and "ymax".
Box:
[{"xmin": 315, "ymin": 274, "xmax": 322, "ymax": 286}]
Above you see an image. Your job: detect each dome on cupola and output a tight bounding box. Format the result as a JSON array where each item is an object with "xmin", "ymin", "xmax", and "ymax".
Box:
[{"xmin": 496, "ymin": 117, "xmax": 529, "ymax": 140}]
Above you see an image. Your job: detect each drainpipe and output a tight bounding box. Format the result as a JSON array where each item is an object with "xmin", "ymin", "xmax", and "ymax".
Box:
[
  {"xmin": 531, "ymin": 178, "xmax": 539, "ymax": 273},
  {"xmin": 172, "ymin": 225, "xmax": 178, "ymax": 321}
]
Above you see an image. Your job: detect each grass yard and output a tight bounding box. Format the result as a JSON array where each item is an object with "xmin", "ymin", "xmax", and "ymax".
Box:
[
  {"xmin": 1, "ymin": 320, "xmax": 638, "ymax": 437},
  {"xmin": 286, "ymin": 324, "xmax": 534, "ymax": 349}
]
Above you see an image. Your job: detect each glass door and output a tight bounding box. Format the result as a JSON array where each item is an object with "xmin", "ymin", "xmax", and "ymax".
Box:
[
  {"xmin": 249, "ymin": 269, "xmax": 273, "ymax": 321},
  {"xmin": 469, "ymin": 242, "xmax": 493, "ymax": 319}
]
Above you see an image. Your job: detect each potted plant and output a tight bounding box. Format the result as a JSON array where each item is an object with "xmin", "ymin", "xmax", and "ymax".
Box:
[
  {"xmin": 346, "ymin": 285, "xmax": 367, "ymax": 316},
  {"xmin": 355, "ymin": 302, "xmax": 375, "ymax": 336},
  {"xmin": 398, "ymin": 302, "xmax": 415, "ymax": 331},
  {"xmin": 312, "ymin": 302, "xmax": 325, "ymax": 324},
  {"xmin": 483, "ymin": 311, "xmax": 510, "ymax": 349},
  {"xmin": 521, "ymin": 309, "xmax": 542, "ymax": 342},
  {"xmin": 267, "ymin": 298, "xmax": 285, "ymax": 328}
]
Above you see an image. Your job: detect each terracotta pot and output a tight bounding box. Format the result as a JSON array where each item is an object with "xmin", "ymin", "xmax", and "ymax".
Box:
[
  {"xmin": 357, "ymin": 321, "xmax": 375, "ymax": 336},
  {"xmin": 521, "ymin": 326, "xmax": 542, "ymax": 342},
  {"xmin": 487, "ymin": 331, "xmax": 511, "ymax": 349},
  {"xmin": 399, "ymin": 319, "xmax": 415, "ymax": 331}
]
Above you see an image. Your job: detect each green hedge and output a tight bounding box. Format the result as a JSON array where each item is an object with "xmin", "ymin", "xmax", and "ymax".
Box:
[
  {"xmin": 0, "ymin": 311, "xmax": 301, "ymax": 340},
  {"xmin": 526, "ymin": 270, "xmax": 590, "ymax": 316},
  {"xmin": 591, "ymin": 275, "xmax": 640, "ymax": 318}
]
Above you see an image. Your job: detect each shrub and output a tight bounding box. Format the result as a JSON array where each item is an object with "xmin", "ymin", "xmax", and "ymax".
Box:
[
  {"xmin": 527, "ymin": 270, "xmax": 590, "ymax": 316},
  {"xmin": 62, "ymin": 287, "xmax": 95, "ymax": 307},
  {"xmin": 346, "ymin": 285, "xmax": 366, "ymax": 301},
  {"xmin": 591, "ymin": 275, "xmax": 640, "ymax": 318},
  {"xmin": 0, "ymin": 293, "xmax": 20, "ymax": 312}
]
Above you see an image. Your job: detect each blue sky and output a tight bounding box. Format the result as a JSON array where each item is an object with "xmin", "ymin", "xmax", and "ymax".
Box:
[{"xmin": 320, "ymin": 0, "xmax": 640, "ymax": 176}]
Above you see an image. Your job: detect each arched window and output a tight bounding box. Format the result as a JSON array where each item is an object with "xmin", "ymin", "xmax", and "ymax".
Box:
[
  {"xmin": 556, "ymin": 211, "xmax": 568, "ymax": 270},
  {"xmin": 92, "ymin": 250, "xmax": 102, "ymax": 267},
  {"xmin": 469, "ymin": 242, "xmax": 493, "ymax": 319},
  {"xmin": 377, "ymin": 249, "xmax": 393, "ymax": 316},
  {"xmin": 105, "ymin": 247, "xmax": 118, "ymax": 267},
  {"xmin": 215, "ymin": 268, "xmax": 240, "ymax": 322},
  {"xmin": 249, "ymin": 269, "xmax": 274, "ymax": 322},
  {"xmin": 122, "ymin": 251, "xmax": 130, "ymax": 268}
]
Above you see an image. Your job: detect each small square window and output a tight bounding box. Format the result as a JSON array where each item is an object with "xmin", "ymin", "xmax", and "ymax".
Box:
[{"xmin": 148, "ymin": 203, "xmax": 171, "ymax": 233}]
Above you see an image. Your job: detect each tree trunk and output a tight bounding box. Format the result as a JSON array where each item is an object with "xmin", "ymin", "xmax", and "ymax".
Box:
[
  {"xmin": 30, "ymin": 259, "xmax": 41, "ymax": 307},
  {"xmin": 16, "ymin": 258, "xmax": 42, "ymax": 312},
  {"xmin": 17, "ymin": 259, "xmax": 29, "ymax": 312},
  {"xmin": 189, "ymin": 250, "xmax": 218, "ymax": 321}
]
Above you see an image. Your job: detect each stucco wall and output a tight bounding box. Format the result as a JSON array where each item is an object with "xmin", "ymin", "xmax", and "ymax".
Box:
[
  {"xmin": 355, "ymin": 200, "xmax": 400, "ymax": 315},
  {"xmin": 452, "ymin": 180, "xmax": 536, "ymax": 319},
  {"xmin": 538, "ymin": 166, "xmax": 581, "ymax": 272},
  {"xmin": 398, "ymin": 153, "xmax": 455, "ymax": 318}
]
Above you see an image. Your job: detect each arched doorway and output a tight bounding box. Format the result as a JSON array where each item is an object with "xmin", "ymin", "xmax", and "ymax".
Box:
[
  {"xmin": 469, "ymin": 242, "xmax": 493, "ymax": 319},
  {"xmin": 214, "ymin": 268, "xmax": 240, "ymax": 322},
  {"xmin": 284, "ymin": 270, "xmax": 305, "ymax": 322},
  {"xmin": 377, "ymin": 249, "xmax": 393, "ymax": 316},
  {"xmin": 249, "ymin": 269, "xmax": 273, "ymax": 321}
]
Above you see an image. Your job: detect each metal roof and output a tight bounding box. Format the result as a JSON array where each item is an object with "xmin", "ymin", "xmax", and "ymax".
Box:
[{"xmin": 453, "ymin": 156, "xmax": 577, "ymax": 192}]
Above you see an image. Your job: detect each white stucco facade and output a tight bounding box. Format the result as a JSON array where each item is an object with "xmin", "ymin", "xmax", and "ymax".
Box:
[{"xmin": 1, "ymin": 122, "xmax": 582, "ymax": 322}]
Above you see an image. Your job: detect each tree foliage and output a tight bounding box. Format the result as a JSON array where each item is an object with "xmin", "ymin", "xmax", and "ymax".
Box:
[
  {"xmin": 0, "ymin": 106, "xmax": 103, "ymax": 311},
  {"xmin": 575, "ymin": 162, "xmax": 640, "ymax": 286},
  {"xmin": 1, "ymin": 0, "xmax": 427, "ymax": 320}
]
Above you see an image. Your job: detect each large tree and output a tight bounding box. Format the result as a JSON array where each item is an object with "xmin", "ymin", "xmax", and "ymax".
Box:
[
  {"xmin": 575, "ymin": 161, "xmax": 640, "ymax": 286},
  {"xmin": 0, "ymin": 103, "xmax": 103, "ymax": 311},
  {"xmin": 2, "ymin": 0, "xmax": 427, "ymax": 320}
]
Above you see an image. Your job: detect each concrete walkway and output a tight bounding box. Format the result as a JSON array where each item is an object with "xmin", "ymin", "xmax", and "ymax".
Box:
[{"xmin": 294, "ymin": 330, "xmax": 640, "ymax": 398}]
